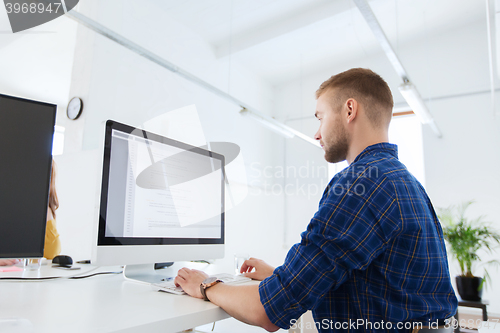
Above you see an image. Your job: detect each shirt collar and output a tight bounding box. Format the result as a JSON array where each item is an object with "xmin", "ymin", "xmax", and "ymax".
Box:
[{"xmin": 352, "ymin": 142, "xmax": 398, "ymax": 164}]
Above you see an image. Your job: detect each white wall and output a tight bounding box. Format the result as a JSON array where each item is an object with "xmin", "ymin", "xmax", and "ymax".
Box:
[
  {"xmin": 423, "ymin": 92, "xmax": 500, "ymax": 314},
  {"xmin": 55, "ymin": 0, "xmax": 289, "ymax": 273},
  {"xmin": 275, "ymin": 18, "xmax": 500, "ymax": 314},
  {"xmin": 0, "ymin": 15, "xmax": 78, "ymax": 126}
]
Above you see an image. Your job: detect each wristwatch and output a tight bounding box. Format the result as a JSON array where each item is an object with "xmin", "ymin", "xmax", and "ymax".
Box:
[{"xmin": 200, "ymin": 277, "xmax": 223, "ymax": 301}]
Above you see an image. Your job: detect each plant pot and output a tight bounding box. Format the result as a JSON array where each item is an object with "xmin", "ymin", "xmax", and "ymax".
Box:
[{"xmin": 456, "ymin": 276, "xmax": 483, "ymax": 301}]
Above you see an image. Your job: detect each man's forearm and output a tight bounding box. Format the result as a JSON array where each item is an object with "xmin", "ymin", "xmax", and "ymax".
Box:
[{"xmin": 206, "ymin": 283, "xmax": 279, "ymax": 332}]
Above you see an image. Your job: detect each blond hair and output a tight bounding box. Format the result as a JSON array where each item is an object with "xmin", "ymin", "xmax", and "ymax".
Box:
[{"xmin": 48, "ymin": 159, "xmax": 59, "ymax": 219}]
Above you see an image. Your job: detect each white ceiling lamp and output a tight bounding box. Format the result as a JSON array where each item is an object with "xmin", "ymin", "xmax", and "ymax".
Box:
[
  {"xmin": 399, "ymin": 83, "xmax": 442, "ymax": 137},
  {"xmin": 353, "ymin": 0, "xmax": 442, "ymax": 137},
  {"xmin": 398, "ymin": 83, "xmax": 432, "ymax": 123},
  {"xmin": 239, "ymin": 108, "xmax": 295, "ymax": 139}
]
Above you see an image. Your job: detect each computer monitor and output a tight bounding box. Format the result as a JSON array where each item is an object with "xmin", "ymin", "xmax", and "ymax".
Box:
[
  {"xmin": 92, "ymin": 120, "xmax": 225, "ymax": 282},
  {"xmin": 0, "ymin": 94, "xmax": 56, "ymax": 258}
]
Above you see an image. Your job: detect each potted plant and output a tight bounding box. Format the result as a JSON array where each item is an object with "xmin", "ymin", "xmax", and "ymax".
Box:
[{"xmin": 438, "ymin": 201, "xmax": 500, "ymax": 301}]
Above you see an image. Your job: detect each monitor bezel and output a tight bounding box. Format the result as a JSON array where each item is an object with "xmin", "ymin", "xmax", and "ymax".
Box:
[
  {"xmin": 0, "ymin": 93, "xmax": 56, "ymax": 258},
  {"xmin": 97, "ymin": 120, "xmax": 225, "ymax": 247}
]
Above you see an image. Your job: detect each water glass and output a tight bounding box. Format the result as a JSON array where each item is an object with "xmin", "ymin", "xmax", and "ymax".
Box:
[
  {"xmin": 23, "ymin": 258, "xmax": 42, "ymax": 271},
  {"xmin": 234, "ymin": 253, "xmax": 249, "ymax": 275}
]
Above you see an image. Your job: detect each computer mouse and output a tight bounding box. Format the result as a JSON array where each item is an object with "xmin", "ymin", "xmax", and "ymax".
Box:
[{"xmin": 52, "ymin": 255, "xmax": 73, "ymax": 267}]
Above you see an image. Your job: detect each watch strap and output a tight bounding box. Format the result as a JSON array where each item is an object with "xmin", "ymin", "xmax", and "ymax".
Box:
[{"xmin": 200, "ymin": 279, "xmax": 223, "ymax": 301}]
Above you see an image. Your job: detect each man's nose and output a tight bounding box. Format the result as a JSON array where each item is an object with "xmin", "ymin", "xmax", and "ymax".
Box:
[{"xmin": 314, "ymin": 129, "xmax": 321, "ymax": 141}]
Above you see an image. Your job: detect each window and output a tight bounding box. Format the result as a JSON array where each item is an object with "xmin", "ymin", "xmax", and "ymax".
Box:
[
  {"xmin": 389, "ymin": 114, "xmax": 425, "ymax": 186},
  {"xmin": 52, "ymin": 125, "xmax": 65, "ymax": 155},
  {"xmin": 327, "ymin": 114, "xmax": 426, "ymax": 187}
]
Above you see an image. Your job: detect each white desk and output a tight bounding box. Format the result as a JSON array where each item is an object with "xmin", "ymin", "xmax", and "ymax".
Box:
[{"xmin": 0, "ymin": 263, "xmax": 236, "ymax": 333}]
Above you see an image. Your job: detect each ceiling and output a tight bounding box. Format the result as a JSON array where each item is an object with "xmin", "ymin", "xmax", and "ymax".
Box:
[
  {"xmin": 0, "ymin": 0, "xmax": 488, "ymax": 113},
  {"xmin": 150, "ymin": 0, "xmax": 485, "ymax": 86}
]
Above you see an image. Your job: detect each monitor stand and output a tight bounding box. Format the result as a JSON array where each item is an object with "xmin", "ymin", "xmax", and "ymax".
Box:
[{"xmin": 123, "ymin": 264, "xmax": 177, "ymax": 284}]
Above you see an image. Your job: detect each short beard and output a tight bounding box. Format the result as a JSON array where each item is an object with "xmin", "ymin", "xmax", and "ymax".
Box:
[{"xmin": 324, "ymin": 122, "xmax": 349, "ymax": 164}]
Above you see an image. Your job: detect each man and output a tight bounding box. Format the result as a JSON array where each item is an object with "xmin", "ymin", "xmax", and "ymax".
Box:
[{"xmin": 175, "ymin": 68, "xmax": 457, "ymax": 332}]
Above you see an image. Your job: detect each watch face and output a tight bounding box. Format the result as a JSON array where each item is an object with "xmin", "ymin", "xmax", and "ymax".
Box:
[
  {"xmin": 203, "ymin": 276, "xmax": 217, "ymax": 285},
  {"xmin": 67, "ymin": 97, "xmax": 82, "ymax": 120}
]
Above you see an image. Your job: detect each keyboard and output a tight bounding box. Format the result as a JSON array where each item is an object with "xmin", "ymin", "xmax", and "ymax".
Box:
[{"xmin": 151, "ymin": 273, "xmax": 252, "ymax": 295}]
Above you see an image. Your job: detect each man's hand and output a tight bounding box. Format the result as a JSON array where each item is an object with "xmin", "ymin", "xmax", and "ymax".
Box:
[
  {"xmin": 240, "ymin": 258, "xmax": 275, "ymax": 281},
  {"xmin": 174, "ymin": 268, "xmax": 209, "ymax": 299},
  {"xmin": 175, "ymin": 264, "xmax": 279, "ymax": 332}
]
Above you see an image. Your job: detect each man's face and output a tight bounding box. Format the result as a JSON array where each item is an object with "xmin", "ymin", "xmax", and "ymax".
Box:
[{"xmin": 314, "ymin": 91, "xmax": 349, "ymax": 163}]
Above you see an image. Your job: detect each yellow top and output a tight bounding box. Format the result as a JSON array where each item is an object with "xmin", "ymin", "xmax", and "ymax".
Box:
[{"xmin": 44, "ymin": 219, "xmax": 61, "ymax": 260}]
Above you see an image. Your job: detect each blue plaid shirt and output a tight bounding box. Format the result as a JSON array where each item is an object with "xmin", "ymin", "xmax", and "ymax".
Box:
[{"xmin": 259, "ymin": 143, "xmax": 457, "ymax": 332}]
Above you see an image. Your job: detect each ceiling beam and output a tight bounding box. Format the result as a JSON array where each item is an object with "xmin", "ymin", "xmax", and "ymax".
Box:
[{"xmin": 486, "ymin": 0, "xmax": 497, "ymax": 117}]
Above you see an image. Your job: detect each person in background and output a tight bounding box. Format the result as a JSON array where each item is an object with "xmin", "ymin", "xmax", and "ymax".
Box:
[
  {"xmin": 43, "ymin": 159, "xmax": 61, "ymax": 260},
  {"xmin": 0, "ymin": 159, "xmax": 60, "ymax": 265},
  {"xmin": 0, "ymin": 259, "xmax": 20, "ymax": 266}
]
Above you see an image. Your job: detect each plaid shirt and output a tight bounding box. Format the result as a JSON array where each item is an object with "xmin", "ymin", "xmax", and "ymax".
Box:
[{"xmin": 259, "ymin": 143, "xmax": 457, "ymax": 332}]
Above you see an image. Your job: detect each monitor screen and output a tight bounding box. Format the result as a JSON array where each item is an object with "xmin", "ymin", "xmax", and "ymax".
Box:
[
  {"xmin": 96, "ymin": 120, "xmax": 225, "ymax": 254},
  {"xmin": 0, "ymin": 94, "xmax": 56, "ymax": 258}
]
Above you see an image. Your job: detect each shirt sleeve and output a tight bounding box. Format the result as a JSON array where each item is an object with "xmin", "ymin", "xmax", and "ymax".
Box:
[{"xmin": 259, "ymin": 175, "xmax": 400, "ymax": 329}]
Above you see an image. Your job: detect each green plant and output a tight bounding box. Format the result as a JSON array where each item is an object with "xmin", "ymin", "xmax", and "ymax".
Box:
[{"xmin": 438, "ymin": 201, "xmax": 500, "ymax": 285}]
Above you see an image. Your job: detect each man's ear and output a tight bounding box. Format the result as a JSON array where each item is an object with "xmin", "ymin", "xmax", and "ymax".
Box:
[{"xmin": 346, "ymin": 98, "xmax": 358, "ymax": 124}]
